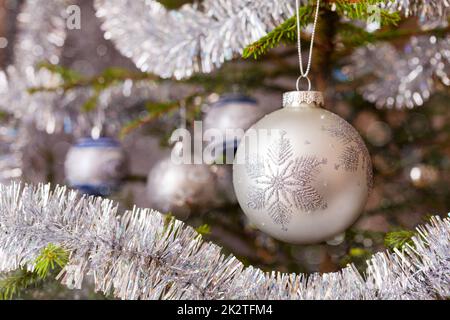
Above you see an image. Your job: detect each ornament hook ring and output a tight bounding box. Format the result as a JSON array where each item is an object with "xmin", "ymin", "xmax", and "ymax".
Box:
[{"xmin": 296, "ymin": 75, "xmax": 311, "ymax": 92}]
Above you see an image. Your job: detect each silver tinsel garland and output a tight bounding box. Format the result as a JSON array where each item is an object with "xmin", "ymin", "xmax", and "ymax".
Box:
[
  {"xmin": 0, "ymin": 183, "xmax": 448, "ymax": 300},
  {"xmin": 0, "ymin": 0, "xmax": 68, "ymax": 133},
  {"xmin": 94, "ymin": 0, "xmax": 450, "ymax": 80},
  {"xmin": 94, "ymin": 0, "xmax": 296, "ymax": 79},
  {"xmin": 2, "ymin": 0, "xmax": 448, "ymax": 126},
  {"xmin": 343, "ymin": 1, "xmax": 450, "ymax": 109},
  {"xmin": 0, "ymin": 0, "xmax": 68, "ymax": 180},
  {"xmin": 0, "ymin": 0, "xmax": 175, "ymax": 137},
  {"xmin": 383, "ymin": 0, "xmax": 450, "ymax": 22},
  {"xmin": 57, "ymin": 79, "xmax": 173, "ymax": 137},
  {"xmin": 14, "ymin": 0, "xmax": 69, "ymax": 72},
  {"xmin": 343, "ymin": 35, "xmax": 450, "ymax": 109}
]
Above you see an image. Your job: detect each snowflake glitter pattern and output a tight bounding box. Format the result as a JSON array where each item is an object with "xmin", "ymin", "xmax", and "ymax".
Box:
[
  {"xmin": 245, "ymin": 131, "xmax": 327, "ymax": 231},
  {"xmin": 322, "ymin": 114, "xmax": 373, "ymax": 191}
]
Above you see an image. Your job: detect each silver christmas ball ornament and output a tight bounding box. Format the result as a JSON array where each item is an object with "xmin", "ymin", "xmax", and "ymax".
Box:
[
  {"xmin": 147, "ymin": 144, "xmax": 232, "ymax": 219},
  {"xmin": 203, "ymin": 94, "xmax": 264, "ymax": 158},
  {"xmin": 233, "ymin": 91, "xmax": 373, "ymax": 244},
  {"xmin": 64, "ymin": 137, "xmax": 127, "ymax": 196}
]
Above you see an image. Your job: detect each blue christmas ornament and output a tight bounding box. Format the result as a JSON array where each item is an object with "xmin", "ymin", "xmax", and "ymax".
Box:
[{"xmin": 64, "ymin": 137, "xmax": 127, "ymax": 196}]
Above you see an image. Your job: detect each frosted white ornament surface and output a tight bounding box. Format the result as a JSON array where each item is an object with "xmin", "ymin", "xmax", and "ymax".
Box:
[
  {"xmin": 233, "ymin": 103, "xmax": 372, "ymax": 244},
  {"xmin": 147, "ymin": 158, "xmax": 231, "ymax": 219},
  {"xmin": 64, "ymin": 139, "xmax": 127, "ymax": 194},
  {"xmin": 204, "ymin": 99, "xmax": 264, "ymax": 135}
]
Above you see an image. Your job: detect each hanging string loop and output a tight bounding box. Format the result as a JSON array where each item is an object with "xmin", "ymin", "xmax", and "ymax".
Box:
[{"xmin": 295, "ymin": 0, "xmax": 320, "ymax": 91}]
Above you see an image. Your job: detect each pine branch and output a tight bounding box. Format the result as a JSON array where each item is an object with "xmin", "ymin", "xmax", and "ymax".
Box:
[
  {"xmin": 34, "ymin": 244, "xmax": 69, "ymax": 278},
  {"xmin": 0, "ymin": 244, "xmax": 69, "ymax": 300},
  {"xmin": 159, "ymin": 0, "xmax": 196, "ymax": 9},
  {"xmin": 384, "ymin": 230, "xmax": 416, "ymax": 250},
  {"xmin": 333, "ymin": 0, "xmax": 400, "ymax": 25},
  {"xmin": 119, "ymin": 101, "xmax": 180, "ymax": 138},
  {"xmin": 28, "ymin": 65, "xmax": 159, "ymax": 112},
  {"xmin": 337, "ymin": 23, "xmax": 450, "ymax": 48},
  {"xmin": 195, "ymin": 224, "xmax": 211, "ymax": 237},
  {"xmin": 242, "ymin": 6, "xmax": 315, "ymax": 59},
  {"xmin": 29, "ymin": 64, "xmax": 156, "ymax": 94},
  {"xmin": 0, "ymin": 269, "xmax": 41, "ymax": 300},
  {"xmin": 243, "ymin": 0, "xmax": 400, "ymax": 60},
  {"xmin": 118, "ymin": 91, "xmax": 203, "ymax": 138}
]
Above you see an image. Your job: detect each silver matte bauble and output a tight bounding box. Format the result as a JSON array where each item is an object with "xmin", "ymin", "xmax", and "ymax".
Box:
[
  {"xmin": 203, "ymin": 94, "xmax": 264, "ymax": 156},
  {"xmin": 147, "ymin": 148, "xmax": 231, "ymax": 220},
  {"xmin": 64, "ymin": 137, "xmax": 127, "ymax": 196},
  {"xmin": 233, "ymin": 91, "xmax": 373, "ymax": 244}
]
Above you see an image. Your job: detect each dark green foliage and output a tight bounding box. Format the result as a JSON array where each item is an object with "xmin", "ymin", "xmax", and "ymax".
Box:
[
  {"xmin": 243, "ymin": 0, "xmax": 400, "ymax": 59},
  {"xmin": 0, "ymin": 244, "xmax": 69, "ymax": 300},
  {"xmin": 0, "ymin": 269, "xmax": 42, "ymax": 300},
  {"xmin": 195, "ymin": 224, "xmax": 211, "ymax": 237},
  {"xmin": 243, "ymin": 6, "xmax": 315, "ymax": 59},
  {"xmin": 384, "ymin": 230, "xmax": 416, "ymax": 250},
  {"xmin": 159, "ymin": 0, "xmax": 196, "ymax": 9}
]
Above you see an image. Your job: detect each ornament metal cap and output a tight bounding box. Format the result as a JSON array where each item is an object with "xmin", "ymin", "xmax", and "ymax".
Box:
[{"xmin": 283, "ymin": 91, "xmax": 324, "ymax": 108}]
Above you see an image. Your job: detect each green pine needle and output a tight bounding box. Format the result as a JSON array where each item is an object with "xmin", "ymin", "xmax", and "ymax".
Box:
[
  {"xmin": 384, "ymin": 230, "xmax": 416, "ymax": 250},
  {"xmin": 243, "ymin": 0, "xmax": 400, "ymax": 60},
  {"xmin": 0, "ymin": 269, "xmax": 41, "ymax": 300},
  {"xmin": 243, "ymin": 6, "xmax": 315, "ymax": 59},
  {"xmin": 333, "ymin": 0, "xmax": 400, "ymax": 26},
  {"xmin": 34, "ymin": 244, "xmax": 69, "ymax": 278},
  {"xmin": 36, "ymin": 61, "xmax": 83, "ymax": 84},
  {"xmin": 195, "ymin": 224, "xmax": 211, "ymax": 237},
  {"xmin": 0, "ymin": 244, "xmax": 69, "ymax": 300}
]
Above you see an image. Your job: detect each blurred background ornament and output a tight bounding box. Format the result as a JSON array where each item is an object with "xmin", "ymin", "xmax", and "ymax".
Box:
[
  {"xmin": 409, "ymin": 164, "xmax": 439, "ymax": 188},
  {"xmin": 365, "ymin": 121, "xmax": 393, "ymax": 147},
  {"xmin": 342, "ymin": 35, "xmax": 450, "ymax": 109},
  {"xmin": 64, "ymin": 137, "xmax": 127, "ymax": 196},
  {"xmin": 146, "ymin": 142, "xmax": 231, "ymax": 220},
  {"xmin": 233, "ymin": 91, "xmax": 373, "ymax": 244},
  {"xmin": 203, "ymin": 93, "xmax": 264, "ymax": 160}
]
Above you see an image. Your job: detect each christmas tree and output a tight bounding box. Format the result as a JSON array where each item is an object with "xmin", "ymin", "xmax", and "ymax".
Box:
[{"xmin": 0, "ymin": 0, "xmax": 448, "ymax": 300}]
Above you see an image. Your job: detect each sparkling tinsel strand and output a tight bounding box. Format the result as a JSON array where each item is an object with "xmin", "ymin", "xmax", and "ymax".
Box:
[
  {"xmin": 383, "ymin": 0, "xmax": 450, "ymax": 21},
  {"xmin": 0, "ymin": 0, "xmax": 171, "ymax": 136},
  {"xmin": 343, "ymin": 35, "xmax": 450, "ymax": 109},
  {"xmin": 14, "ymin": 0, "xmax": 69, "ymax": 72},
  {"xmin": 0, "ymin": 183, "xmax": 448, "ymax": 300},
  {"xmin": 0, "ymin": 0, "xmax": 68, "ymax": 127},
  {"xmin": 0, "ymin": 0, "xmax": 69, "ymax": 180},
  {"xmin": 94, "ymin": 0, "xmax": 297, "ymax": 79},
  {"xmin": 94, "ymin": 0, "xmax": 450, "ymax": 80}
]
